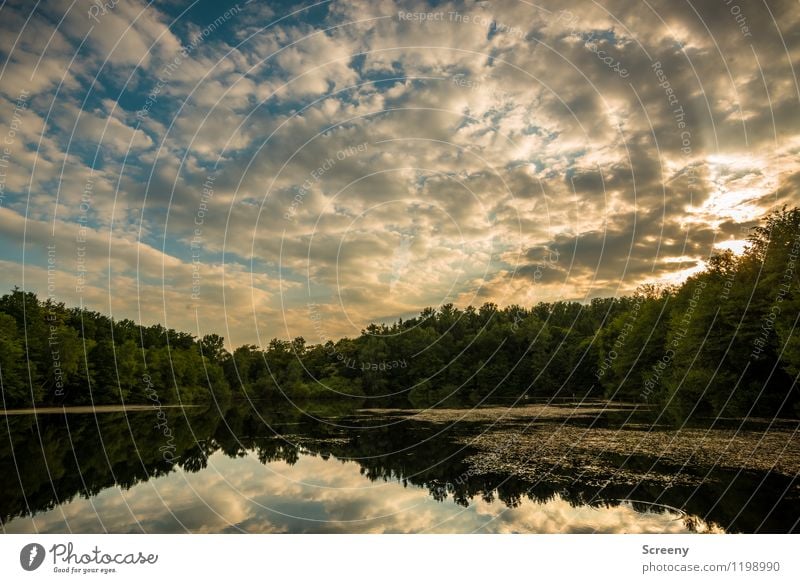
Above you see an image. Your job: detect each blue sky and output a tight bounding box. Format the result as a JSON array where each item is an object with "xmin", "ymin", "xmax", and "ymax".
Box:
[{"xmin": 1, "ymin": 0, "xmax": 798, "ymax": 346}]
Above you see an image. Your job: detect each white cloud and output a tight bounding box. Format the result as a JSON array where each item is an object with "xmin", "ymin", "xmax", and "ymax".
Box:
[{"xmin": 1, "ymin": 0, "xmax": 799, "ymax": 342}]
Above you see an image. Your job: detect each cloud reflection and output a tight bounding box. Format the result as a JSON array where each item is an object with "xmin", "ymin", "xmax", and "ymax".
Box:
[{"xmin": 4, "ymin": 451, "xmax": 715, "ymax": 534}]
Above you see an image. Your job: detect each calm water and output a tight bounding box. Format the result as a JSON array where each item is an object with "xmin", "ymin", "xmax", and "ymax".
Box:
[{"xmin": 1, "ymin": 401, "xmax": 797, "ymax": 533}]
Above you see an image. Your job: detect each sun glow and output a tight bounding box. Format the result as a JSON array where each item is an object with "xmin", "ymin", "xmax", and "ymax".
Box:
[
  {"xmin": 714, "ymin": 238, "xmax": 749, "ymax": 255},
  {"xmin": 698, "ymin": 154, "xmax": 779, "ymax": 225}
]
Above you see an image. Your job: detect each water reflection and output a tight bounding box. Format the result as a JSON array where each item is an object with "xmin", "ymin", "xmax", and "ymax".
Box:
[
  {"xmin": 0, "ymin": 402, "xmax": 796, "ymax": 533},
  {"xmin": 3, "ymin": 451, "xmax": 718, "ymax": 533}
]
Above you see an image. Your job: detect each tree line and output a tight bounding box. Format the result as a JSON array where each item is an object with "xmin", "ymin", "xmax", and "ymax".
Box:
[{"xmin": 1, "ymin": 207, "xmax": 799, "ymax": 420}]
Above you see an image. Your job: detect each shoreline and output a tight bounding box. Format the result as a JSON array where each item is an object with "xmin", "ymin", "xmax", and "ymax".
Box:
[{"xmin": 0, "ymin": 404, "xmax": 199, "ymax": 416}]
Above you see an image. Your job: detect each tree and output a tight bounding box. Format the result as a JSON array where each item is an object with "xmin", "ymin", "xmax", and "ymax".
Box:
[
  {"xmin": 0, "ymin": 314, "xmax": 28, "ymax": 406},
  {"xmin": 200, "ymin": 333, "xmax": 227, "ymax": 363},
  {"xmin": 1, "ymin": 206, "xmax": 800, "ymax": 417}
]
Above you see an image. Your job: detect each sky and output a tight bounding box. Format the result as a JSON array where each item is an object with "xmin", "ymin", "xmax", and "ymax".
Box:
[{"xmin": 0, "ymin": 0, "xmax": 798, "ymax": 347}]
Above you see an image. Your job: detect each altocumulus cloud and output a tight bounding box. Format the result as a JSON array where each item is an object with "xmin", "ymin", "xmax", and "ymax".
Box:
[{"xmin": 0, "ymin": 0, "xmax": 798, "ymax": 344}]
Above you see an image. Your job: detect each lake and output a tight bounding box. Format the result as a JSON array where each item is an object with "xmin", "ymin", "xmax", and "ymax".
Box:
[{"xmin": 1, "ymin": 401, "xmax": 797, "ymax": 533}]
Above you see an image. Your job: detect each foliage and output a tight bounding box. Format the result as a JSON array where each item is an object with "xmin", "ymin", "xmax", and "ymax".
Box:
[{"xmin": 1, "ymin": 208, "xmax": 799, "ymax": 420}]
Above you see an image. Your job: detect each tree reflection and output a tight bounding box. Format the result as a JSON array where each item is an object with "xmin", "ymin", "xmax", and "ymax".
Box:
[{"xmin": 0, "ymin": 401, "xmax": 797, "ymax": 533}]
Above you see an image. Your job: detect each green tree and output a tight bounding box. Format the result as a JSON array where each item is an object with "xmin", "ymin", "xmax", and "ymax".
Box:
[{"xmin": 0, "ymin": 313, "xmax": 29, "ymax": 406}]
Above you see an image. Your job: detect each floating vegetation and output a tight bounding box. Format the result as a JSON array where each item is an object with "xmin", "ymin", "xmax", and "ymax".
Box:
[
  {"xmin": 366, "ymin": 402, "xmax": 645, "ymax": 424},
  {"xmin": 459, "ymin": 424, "xmax": 800, "ymax": 487}
]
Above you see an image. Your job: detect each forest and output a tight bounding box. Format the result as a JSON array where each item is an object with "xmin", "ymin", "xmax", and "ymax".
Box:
[{"xmin": 1, "ymin": 207, "xmax": 799, "ymax": 420}]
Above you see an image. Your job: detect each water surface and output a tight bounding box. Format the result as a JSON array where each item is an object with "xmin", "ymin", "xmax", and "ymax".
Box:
[{"xmin": 1, "ymin": 401, "xmax": 797, "ymax": 533}]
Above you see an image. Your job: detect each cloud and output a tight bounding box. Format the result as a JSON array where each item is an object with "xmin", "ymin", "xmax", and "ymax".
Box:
[
  {"xmin": 2, "ymin": 449, "xmax": 709, "ymax": 533},
  {"xmin": 0, "ymin": 0, "xmax": 798, "ymax": 342}
]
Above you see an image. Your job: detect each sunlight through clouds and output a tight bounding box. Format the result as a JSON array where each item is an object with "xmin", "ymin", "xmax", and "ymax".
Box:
[{"xmin": 0, "ymin": 0, "xmax": 797, "ymax": 344}]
